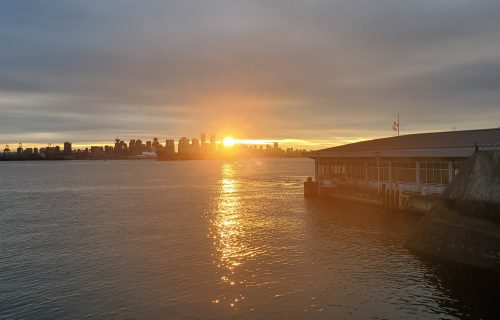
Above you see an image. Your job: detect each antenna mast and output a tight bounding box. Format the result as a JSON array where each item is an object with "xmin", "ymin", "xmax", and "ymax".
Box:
[
  {"xmin": 392, "ymin": 113, "xmax": 400, "ymax": 136},
  {"xmin": 397, "ymin": 113, "xmax": 400, "ymax": 136}
]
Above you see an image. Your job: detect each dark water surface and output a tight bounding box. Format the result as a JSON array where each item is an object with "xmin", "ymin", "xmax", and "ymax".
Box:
[{"xmin": 0, "ymin": 159, "xmax": 498, "ymax": 319}]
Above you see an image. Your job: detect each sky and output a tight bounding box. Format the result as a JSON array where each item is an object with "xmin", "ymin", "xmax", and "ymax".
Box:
[{"xmin": 1, "ymin": 0, "xmax": 500, "ymax": 149}]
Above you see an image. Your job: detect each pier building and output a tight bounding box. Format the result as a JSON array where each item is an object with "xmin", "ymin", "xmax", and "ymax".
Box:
[{"xmin": 306, "ymin": 128, "xmax": 500, "ymax": 212}]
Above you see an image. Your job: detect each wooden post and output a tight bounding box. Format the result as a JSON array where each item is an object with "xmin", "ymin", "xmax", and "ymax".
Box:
[
  {"xmin": 382, "ymin": 184, "xmax": 386, "ymax": 208},
  {"xmin": 416, "ymin": 160, "xmax": 421, "ymax": 194},
  {"xmin": 448, "ymin": 161, "xmax": 453, "ymax": 185},
  {"xmin": 388, "ymin": 186, "xmax": 394, "ymax": 210},
  {"xmin": 388, "ymin": 160, "xmax": 393, "ymax": 206},
  {"xmin": 365, "ymin": 160, "xmax": 369, "ymax": 187},
  {"xmin": 376, "ymin": 152, "xmax": 380, "ymax": 194},
  {"xmin": 395, "ymin": 189, "xmax": 399, "ymax": 210}
]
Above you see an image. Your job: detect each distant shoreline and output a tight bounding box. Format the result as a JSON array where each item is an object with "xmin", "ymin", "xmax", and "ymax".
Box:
[{"xmin": 0, "ymin": 155, "xmax": 310, "ymax": 162}]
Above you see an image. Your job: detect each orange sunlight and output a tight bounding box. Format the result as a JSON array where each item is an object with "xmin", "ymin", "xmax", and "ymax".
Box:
[
  {"xmin": 222, "ymin": 137, "xmax": 278, "ymax": 147},
  {"xmin": 223, "ymin": 137, "xmax": 236, "ymax": 147}
]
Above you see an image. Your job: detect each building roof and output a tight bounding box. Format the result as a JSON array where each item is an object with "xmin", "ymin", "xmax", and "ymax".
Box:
[{"xmin": 310, "ymin": 128, "xmax": 500, "ymax": 159}]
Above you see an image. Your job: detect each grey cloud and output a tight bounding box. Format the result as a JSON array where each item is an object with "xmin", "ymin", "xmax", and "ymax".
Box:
[{"xmin": 1, "ymin": 0, "xmax": 500, "ymax": 145}]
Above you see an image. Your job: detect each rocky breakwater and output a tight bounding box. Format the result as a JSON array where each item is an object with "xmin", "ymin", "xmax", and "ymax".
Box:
[{"xmin": 407, "ymin": 151, "xmax": 500, "ymax": 272}]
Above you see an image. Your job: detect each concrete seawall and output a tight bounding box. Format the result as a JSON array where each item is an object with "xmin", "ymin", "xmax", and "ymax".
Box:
[{"xmin": 407, "ymin": 151, "xmax": 500, "ymax": 272}]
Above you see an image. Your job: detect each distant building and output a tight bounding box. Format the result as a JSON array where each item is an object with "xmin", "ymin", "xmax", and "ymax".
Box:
[
  {"xmin": 135, "ymin": 139, "xmax": 144, "ymax": 155},
  {"xmin": 64, "ymin": 142, "xmax": 72, "ymax": 156},
  {"xmin": 152, "ymin": 138, "xmax": 160, "ymax": 151},
  {"xmin": 178, "ymin": 137, "xmax": 190, "ymax": 154},
  {"xmin": 3, "ymin": 145, "xmax": 10, "ymax": 156},
  {"xmin": 104, "ymin": 145, "xmax": 113, "ymax": 155},
  {"xmin": 210, "ymin": 134, "xmax": 216, "ymax": 151},
  {"xmin": 114, "ymin": 139, "xmax": 127, "ymax": 157},
  {"xmin": 129, "ymin": 139, "xmax": 136, "ymax": 154},
  {"xmin": 165, "ymin": 139, "xmax": 175, "ymax": 154},
  {"xmin": 191, "ymin": 138, "xmax": 200, "ymax": 153},
  {"xmin": 201, "ymin": 133, "xmax": 207, "ymax": 147}
]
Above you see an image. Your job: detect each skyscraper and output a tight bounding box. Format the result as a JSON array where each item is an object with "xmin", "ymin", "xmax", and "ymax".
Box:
[
  {"xmin": 64, "ymin": 142, "xmax": 72, "ymax": 156},
  {"xmin": 191, "ymin": 138, "xmax": 200, "ymax": 153},
  {"xmin": 210, "ymin": 134, "xmax": 216, "ymax": 151},
  {"xmin": 165, "ymin": 139, "xmax": 175, "ymax": 154},
  {"xmin": 114, "ymin": 139, "xmax": 126, "ymax": 157},
  {"xmin": 129, "ymin": 140, "xmax": 136, "ymax": 155},
  {"xmin": 178, "ymin": 137, "xmax": 190, "ymax": 154},
  {"xmin": 135, "ymin": 139, "xmax": 144, "ymax": 155},
  {"xmin": 152, "ymin": 137, "xmax": 160, "ymax": 151}
]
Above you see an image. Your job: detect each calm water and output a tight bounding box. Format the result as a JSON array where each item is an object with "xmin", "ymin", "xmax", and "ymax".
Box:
[{"xmin": 0, "ymin": 159, "xmax": 498, "ymax": 319}]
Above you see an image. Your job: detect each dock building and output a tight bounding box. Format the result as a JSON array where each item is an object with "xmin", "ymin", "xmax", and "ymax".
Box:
[{"xmin": 307, "ymin": 128, "xmax": 500, "ymax": 212}]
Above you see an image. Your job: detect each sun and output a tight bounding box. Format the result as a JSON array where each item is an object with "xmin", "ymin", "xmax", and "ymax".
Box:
[{"xmin": 223, "ymin": 137, "xmax": 236, "ymax": 147}]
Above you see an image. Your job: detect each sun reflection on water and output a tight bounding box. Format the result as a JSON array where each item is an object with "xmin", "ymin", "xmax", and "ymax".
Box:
[{"xmin": 209, "ymin": 163, "xmax": 257, "ymax": 309}]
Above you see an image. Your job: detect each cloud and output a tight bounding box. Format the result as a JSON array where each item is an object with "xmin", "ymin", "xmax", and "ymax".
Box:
[{"xmin": 1, "ymin": 0, "xmax": 499, "ymax": 146}]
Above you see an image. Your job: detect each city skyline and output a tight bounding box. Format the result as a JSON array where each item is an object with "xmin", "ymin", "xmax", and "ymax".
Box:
[
  {"xmin": 0, "ymin": 134, "xmax": 315, "ymax": 150},
  {"xmin": 1, "ymin": 1, "xmax": 500, "ymax": 148},
  {"xmin": 1, "ymin": 132, "xmax": 308, "ymax": 161}
]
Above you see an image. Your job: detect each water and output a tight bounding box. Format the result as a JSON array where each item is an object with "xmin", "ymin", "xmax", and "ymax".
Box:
[{"xmin": 0, "ymin": 159, "xmax": 498, "ymax": 319}]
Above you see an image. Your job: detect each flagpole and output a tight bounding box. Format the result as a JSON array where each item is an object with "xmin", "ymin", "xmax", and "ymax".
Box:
[{"xmin": 397, "ymin": 113, "xmax": 400, "ymax": 136}]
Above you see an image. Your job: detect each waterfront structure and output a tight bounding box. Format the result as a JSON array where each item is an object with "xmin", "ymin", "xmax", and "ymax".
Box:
[{"xmin": 307, "ymin": 128, "xmax": 500, "ymax": 211}]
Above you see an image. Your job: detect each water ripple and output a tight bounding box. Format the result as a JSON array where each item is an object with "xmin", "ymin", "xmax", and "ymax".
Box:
[{"xmin": 0, "ymin": 159, "xmax": 496, "ymax": 319}]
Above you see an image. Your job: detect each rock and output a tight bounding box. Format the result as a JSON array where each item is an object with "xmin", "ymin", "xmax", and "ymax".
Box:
[{"xmin": 407, "ymin": 152, "xmax": 500, "ymax": 272}]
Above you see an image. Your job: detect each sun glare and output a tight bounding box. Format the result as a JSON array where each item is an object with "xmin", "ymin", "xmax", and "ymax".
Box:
[{"xmin": 223, "ymin": 137, "xmax": 236, "ymax": 147}]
